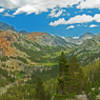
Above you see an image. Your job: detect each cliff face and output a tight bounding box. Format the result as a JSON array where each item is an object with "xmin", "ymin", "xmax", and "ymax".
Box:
[{"xmin": 0, "ymin": 31, "xmax": 16, "ymax": 56}]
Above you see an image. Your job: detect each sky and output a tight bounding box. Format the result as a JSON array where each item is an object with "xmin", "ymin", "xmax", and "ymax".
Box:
[{"xmin": 0, "ymin": 0, "xmax": 100, "ymax": 37}]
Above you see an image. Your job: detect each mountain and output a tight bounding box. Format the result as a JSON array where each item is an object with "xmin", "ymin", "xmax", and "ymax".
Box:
[
  {"xmin": 0, "ymin": 30, "xmax": 74, "ymax": 66},
  {"xmin": 66, "ymin": 36, "xmax": 82, "ymax": 45},
  {"xmin": 1, "ymin": 22, "xmax": 100, "ymax": 99},
  {"xmin": 69, "ymin": 36, "xmax": 100, "ymax": 65},
  {"xmin": 0, "ymin": 29, "xmax": 76, "ymax": 85},
  {"xmin": 0, "ymin": 22, "xmax": 16, "ymax": 31},
  {"xmin": 19, "ymin": 30, "xmax": 28, "ymax": 34},
  {"xmin": 0, "ymin": 23, "xmax": 99, "ymax": 67},
  {"xmin": 28, "ymin": 32, "xmax": 75, "ymax": 48},
  {"xmin": 1, "ymin": 22, "xmax": 100, "ymax": 83},
  {"xmin": 65, "ymin": 32, "xmax": 100, "ymax": 65},
  {"xmin": 66, "ymin": 32, "xmax": 94, "ymax": 45},
  {"xmin": 80, "ymin": 32, "xmax": 94, "ymax": 40}
]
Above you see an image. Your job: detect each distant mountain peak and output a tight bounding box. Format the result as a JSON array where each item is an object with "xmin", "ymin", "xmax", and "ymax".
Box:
[
  {"xmin": 19, "ymin": 30, "xmax": 28, "ymax": 34},
  {"xmin": 80, "ymin": 32, "xmax": 94, "ymax": 37},
  {"xmin": 0, "ymin": 21, "xmax": 16, "ymax": 31}
]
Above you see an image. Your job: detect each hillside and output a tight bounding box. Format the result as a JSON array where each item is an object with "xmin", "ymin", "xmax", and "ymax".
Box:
[
  {"xmin": 1, "ymin": 22, "xmax": 100, "ymax": 100},
  {"xmin": 0, "ymin": 26, "xmax": 72, "ymax": 86},
  {"xmin": 0, "ymin": 22, "xmax": 100, "ymax": 77}
]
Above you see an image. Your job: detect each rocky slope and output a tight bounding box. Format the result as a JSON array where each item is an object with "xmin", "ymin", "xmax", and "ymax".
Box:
[{"xmin": 0, "ymin": 27, "xmax": 73, "ymax": 82}]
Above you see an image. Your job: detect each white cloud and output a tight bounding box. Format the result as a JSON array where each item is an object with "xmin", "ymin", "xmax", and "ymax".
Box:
[
  {"xmin": 13, "ymin": 5, "xmax": 39, "ymax": 15},
  {"xmin": 50, "ymin": 14, "xmax": 100, "ymax": 26},
  {"xmin": 49, "ymin": 9, "xmax": 65, "ymax": 18},
  {"xmin": 89, "ymin": 24, "xmax": 98, "ymax": 28},
  {"xmin": 94, "ymin": 14, "xmax": 100, "ymax": 22},
  {"xmin": 0, "ymin": 0, "xmax": 81, "ymax": 15},
  {"xmin": 66, "ymin": 25, "xmax": 75, "ymax": 30},
  {"xmin": 11, "ymin": 0, "xmax": 100, "ymax": 15},
  {"xmin": 50, "ymin": 14, "xmax": 93, "ymax": 26},
  {"xmin": 66, "ymin": 14, "xmax": 93, "ymax": 24},
  {"xmin": 78, "ymin": 0, "xmax": 100, "ymax": 9},
  {"xmin": 0, "ymin": 8, "xmax": 5, "ymax": 13},
  {"xmin": 49, "ymin": 18, "xmax": 67, "ymax": 26}
]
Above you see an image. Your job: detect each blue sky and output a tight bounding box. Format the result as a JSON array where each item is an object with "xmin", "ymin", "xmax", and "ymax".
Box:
[{"xmin": 0, "ymin": 0, "xmax": 100, "ymax": 37}]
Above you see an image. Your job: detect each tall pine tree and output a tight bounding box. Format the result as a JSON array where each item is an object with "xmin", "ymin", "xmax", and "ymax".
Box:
[
  {"xmin": 57, "ymin": 53, "xmax": 85, "ymax": 97},
  {"xmin": 67, "ymin": 56, "xmax": 85, "ymax": 94},
  {"xmin": 57, "ymin": 51, "xmax": 69, "ymax": 95}
]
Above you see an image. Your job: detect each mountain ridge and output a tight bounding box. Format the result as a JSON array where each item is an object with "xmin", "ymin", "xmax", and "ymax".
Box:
[{"xmin": 0, "ymin": 21, "xmax": 100, "ymax": 66}]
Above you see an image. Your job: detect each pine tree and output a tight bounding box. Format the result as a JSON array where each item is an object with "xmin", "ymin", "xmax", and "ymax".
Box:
[
  {"xmin": 67, "ymin": 56, "xmax": 85, "ymax": 94},
  {"xmin": 92, "ymin": 60, "xmax": 100, "ymax": 87},
  {"xmin": 57, "ymin": 51, "xmax": 69, "ymax": 95},
  {"xmin": 57, "ymin": 52, "xmax": 85, "ymax": 97}
]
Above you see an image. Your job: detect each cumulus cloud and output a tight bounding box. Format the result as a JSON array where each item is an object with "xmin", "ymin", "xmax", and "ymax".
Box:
[
  {"xmin": 94, "ymin": 14, "xmax": 100, "ymax": 22},
  {"xmin": 49, "ymin": 18, "xmax": 67, "ymax": 26},
  {"xmin": 89, "ymin": 24, "xmax": 98, "ymax": 28},
  {"xmin": 78, "ymin": 0, "xmax": 100, "ymax": 9},
  {"xmin": 49, "ymin": 9, "xmax": 65, "ymax": 18},
  {"xmin": 50, "ymin": 14, "xmax": 93, "ymax": 26},
  {"xmin": 66, "ymin": 14, "xmax": 93, "ymax": 24},
  {"xmin": 2, "ymin": 0, "xmax": 100, "ymax": 15},
  {"xmin": 13, "ymin": 5, "xmax": 39, "ymax": 15},
  {"xmin": 66, "ymin": 25, "xmax": 75, "ymax": 30},
  {"xmin": 0, "ymin": 8, "xmax": 5, "ymax": 13},
  {"xmin": 49, "ymin": 14, "xmax": 100, "ymax": 26},
  {"xmin": 0, "ymin": 0, "xmax": 81, "ymax": 15}
]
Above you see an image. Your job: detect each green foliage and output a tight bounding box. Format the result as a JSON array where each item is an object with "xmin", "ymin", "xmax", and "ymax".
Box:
[
  {"xmin": 10, "ymin": 56, "xmax": 28, "ymax": 64},
  {"xmin": 93, "ymin": 62, "xmax": 100, "ymax": 87},
  {"xmin": 0, "ymin": 56, "xmax": 9, "ymax": 62},
  {"xmin": 53, "ymin": 94, "xmax": 67, "ymax": 100},
  {"xmin": 1, "ymin": 49, "xmax": 100, "ymax": 100},
  {"xmin": 57, "ymin": 51, "xmax": 69, "ymax": 95},
  {"xmin": 13, "ymin": 42, "xmax": 64, "ymax": 64},
  {"xmin": 34, "ymin": 77, "xmax": 51, "ymax": 100},
  {"xmin": 57, "ymin": 52, "xmax": 86, "ymax": 98},
  {"xmin": 68, "ymin": 56, "xmax": 85, "ymax": 94},
  {"xmin": 0, "ymin": 68, "xmax": 15, "ymax": 87}
]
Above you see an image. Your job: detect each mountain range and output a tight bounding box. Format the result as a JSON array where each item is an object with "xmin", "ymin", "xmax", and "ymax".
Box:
[
  {"xmin": 0, "ymin": 22, "xmax": 100, "ymax": 63},
  {"xmin": 0, "ymin": 21, "xmax": 100, "ymax": 85}
]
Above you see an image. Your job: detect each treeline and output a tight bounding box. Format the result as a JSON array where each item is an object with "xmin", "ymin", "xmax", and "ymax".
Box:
[
  {"xmin": 55, "ymin": 52, "xmax": 100, "ymax": 100},
  {"xmin": 0, "ymin": 52, "xmax": 100, "ymax": 100}
]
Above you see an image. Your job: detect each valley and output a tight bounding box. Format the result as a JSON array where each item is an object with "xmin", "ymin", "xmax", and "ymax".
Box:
[{"xmin": 0, "ymin": 22, "xmax": 100, "ymax": 100}]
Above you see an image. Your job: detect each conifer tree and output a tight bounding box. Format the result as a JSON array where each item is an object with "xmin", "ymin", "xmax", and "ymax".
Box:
[
  {"xmin": 68, "ymin": 56, "xmax": 85, "ymax": 94},
  {"xmin": 57, "ymin": 51, "xmax": 69, "ymax": 95},
  {"xmin": 57, "ymin": 52, "xmax": 85, "ymax": 96}
]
